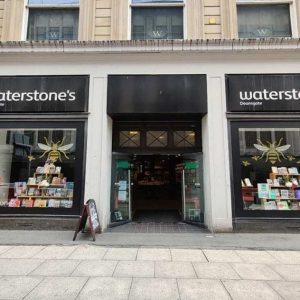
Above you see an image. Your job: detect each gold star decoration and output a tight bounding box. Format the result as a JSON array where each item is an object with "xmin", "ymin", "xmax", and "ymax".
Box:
[
  {"xmin": 251, "ymin": 155, "xmax": 260, "ymax": 161},
  {"xmin": 242, "ymin": 161, "xmax": 251, "ymax": 167},
  {"xmin": 27, "ymin": 155, "xmax": 35, "ymax": 162},
  {"xmin": 287, "ymin": 155, "xmax": 295, "ymax": 161}
]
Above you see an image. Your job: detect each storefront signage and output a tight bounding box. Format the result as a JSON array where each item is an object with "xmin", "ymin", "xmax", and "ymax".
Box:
[
  {"xmin": 0, "ymin": 75, "xmax": 89, "ymax": 113},
  {"xmin": 107, "ymin": 75, "xmax": 207, "ymax": 116},
  {"xmin": 226, "ymin": 74, "xmax": 300, "ymax": 112}
]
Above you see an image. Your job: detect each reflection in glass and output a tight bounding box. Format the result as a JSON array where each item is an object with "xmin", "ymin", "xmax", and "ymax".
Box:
[
  {"xmin": 146, "ymin": 131, "xmax": 168, "ymax": 147},
  {"xmin": 0, "ymin": 129, "xmax": 76, "ymax": 209},
  {"xmin": 239, "ymin": 128, "xmax": 300, "ymax": 211},
  {"xmin": 174, "ymin": 131, "xmax": 195, "ymax": 147},
  {"xmin": 119, "ymin": 131, "xmax": 140, "ymax": 147}
]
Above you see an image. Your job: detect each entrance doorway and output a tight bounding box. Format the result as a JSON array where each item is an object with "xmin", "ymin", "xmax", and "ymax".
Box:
[{"xmin": 110, "ymin": 152, "xmax": 204, "ymax": 226}]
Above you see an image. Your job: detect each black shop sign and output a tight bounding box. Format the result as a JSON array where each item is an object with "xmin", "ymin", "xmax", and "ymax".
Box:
[
  {"xmin": 226, "ymin": 74, "xmax": 300, "ymax": 112},
  {"xmin": 0, "ymin": 75, "xmax": 89, "ymax": 113}
]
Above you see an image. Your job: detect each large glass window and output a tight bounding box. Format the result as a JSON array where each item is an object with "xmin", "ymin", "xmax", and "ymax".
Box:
[
  {"xmin": 0, "ymin": 128, "xmax": 79, "ymax": 211},
  {"xmin": 27, "ymin": 8, "xmax": 79, "ymax": 41},
  {"xmin": 237, "ymin": 4, "xmax": 292, "ymax": 38},
  {"xmin": 131, "ymin": 7, "xmax": 183, "ymax": 40},
  {"xmin": 239, "ymin": 128, "xmax": 300, "ymax": 212}
]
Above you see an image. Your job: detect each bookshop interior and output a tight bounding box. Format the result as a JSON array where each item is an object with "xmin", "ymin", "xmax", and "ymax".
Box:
[
  {"xmin": 0, "ymin": 128, "xmax": 76, "ymax": 211},
  {"xmin": 238, "ymin": 127, "xmax": 300, "ymax": 212}
]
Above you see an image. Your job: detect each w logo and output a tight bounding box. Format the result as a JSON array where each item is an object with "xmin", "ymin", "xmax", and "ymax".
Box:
[
  {"xmin": 255, "ymin": 28, "xmax": 272, "ymax": 37},
  {"xmin": 152, "ymin": 30, "xmax": 164, "ymax": 38},
  {"xmin": 49, "ymin": 31, "xmax": 59, "ymax": 39}
]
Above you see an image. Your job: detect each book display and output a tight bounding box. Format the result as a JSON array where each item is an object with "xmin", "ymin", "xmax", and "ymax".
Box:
[
  {"xmin": 242, "ymin": 166, "xmax": 300, "ymax": 211},
  {"xmin": 0, "ymin": 161, "xmax": 74, "ymax": 209}
]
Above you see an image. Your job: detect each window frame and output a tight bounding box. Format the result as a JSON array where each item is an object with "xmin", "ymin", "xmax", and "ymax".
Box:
[
  {"xmin": 230, "ymin": 120, "xmax": 300, "ymax": 219},
  {"xmin": 236, "ymin": 0, "xmax": 298, "ymax": 38},
  {"xmin": 24, "ymin": 0, "xmax": 80, "ymax": 41},
  {"xmin": 129, "ymin": 0, "xmax": 186, "ymax": 40}
]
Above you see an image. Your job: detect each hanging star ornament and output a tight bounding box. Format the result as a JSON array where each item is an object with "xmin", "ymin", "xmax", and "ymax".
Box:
[
  {"xmin": 242, "ymin": 161, "xmax": 251, "ymax": 167},
  {"xmin": 27, "ymin": 155, "xmax": 36, "ymax": 162}
]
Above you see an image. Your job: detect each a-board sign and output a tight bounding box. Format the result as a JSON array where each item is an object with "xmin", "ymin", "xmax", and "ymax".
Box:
[{"xmin": 73, "ymin": 199, "xmax": 101, "ymax": 241}]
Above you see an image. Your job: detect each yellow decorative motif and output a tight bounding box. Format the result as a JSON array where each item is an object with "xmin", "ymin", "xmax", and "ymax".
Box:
[
  {"xmin": 242, "ymin": 161, "xmax": 251, "ymax": 167},
  {"xmin": 27, "ymin": 155, "xmax": 35, "ymax": 162},
  {"xmin": 38, "ymin": 137, "xmax": 73, "ymax": 163},
  {"xmin": 251, "ymin": 155, "xmax": 260, "ymax": 161},
  {"xmin": 287, "ymin": 155, "xmax": 295, "ymax": 161},
  {"xmin": 253, "ymin": 138, "xmax": 291, "ymax": 164}
]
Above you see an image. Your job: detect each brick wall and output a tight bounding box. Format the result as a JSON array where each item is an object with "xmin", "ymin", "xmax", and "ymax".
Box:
[{"xmin": 95, "ymin": 0, "xmax": 112, "ymax": 40}]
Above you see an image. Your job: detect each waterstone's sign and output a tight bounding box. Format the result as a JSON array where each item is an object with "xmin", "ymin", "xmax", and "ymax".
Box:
[
  {"xmin": 0, "ymin": 75, "xmax": 89, "ymax": 113},
  {"xmin": 226, "ymin": 74, "xmax": 300, "ymax": 112}
]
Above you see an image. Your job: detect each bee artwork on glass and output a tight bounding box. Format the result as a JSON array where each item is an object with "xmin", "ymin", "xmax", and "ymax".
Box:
[
  {"xmin": 253, "ymin": 138, "xmax": 291, "ymax": 164},
  {"xmin": 38, "ymin": 137, "xmax": 73, "ymax": 163}
]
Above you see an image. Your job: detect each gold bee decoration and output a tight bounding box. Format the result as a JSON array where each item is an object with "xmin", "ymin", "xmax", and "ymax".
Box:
[{"xmin": 253, "ymin": 138, "xmax": 291, "ymax": 164}]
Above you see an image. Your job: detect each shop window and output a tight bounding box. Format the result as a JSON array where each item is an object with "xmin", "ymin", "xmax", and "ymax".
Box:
[
  {"xmin": 174, "ymin": 131, "xmax": 195, "ymax": 148},
  {"xmin": 146, "ymin": 131, "xmax": 168, "ymax": 147},
  {"xmin": 0, "ymin": 128, "xmax": 78, "ymax": 210},
  {"xmin": 27, "ymin": 0, "xmax": 79, "ymax": 41},
  {"xmin": 237, "ymin": 4, "xmax": 292, "ymax": 38},
  {"xmin": 119, "ymin": 131, "xmax": 141, "ymax": 147},
  {"xmin": 131, "ymin": 0, "xmax": 184, "ymax": 40},
  {"xmin": 239, "ymin": 128, "xmax": 300, "ymax": 211}
]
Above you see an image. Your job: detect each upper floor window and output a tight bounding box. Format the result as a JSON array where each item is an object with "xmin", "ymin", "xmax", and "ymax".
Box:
[
  {"xmin": 131, "ymin": 0, "xmax": 184, "ymax": 40},
  {"xmin": 27, "ymin": 0, "xmax": 79, "ymax": 41},
  {"xmin": 237, "ymin": 4, "xmax": 292, "ymax": 38}
]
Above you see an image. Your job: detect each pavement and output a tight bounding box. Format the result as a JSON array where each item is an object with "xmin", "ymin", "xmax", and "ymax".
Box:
[{"xmin": 0, "ymin": 244, "xmax": 300, "ymax": 299}]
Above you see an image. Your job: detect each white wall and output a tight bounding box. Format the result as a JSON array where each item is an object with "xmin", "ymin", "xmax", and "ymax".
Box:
[{"xmin": 0, "ymin": 50, "xmax": 300, "ymax": 231}]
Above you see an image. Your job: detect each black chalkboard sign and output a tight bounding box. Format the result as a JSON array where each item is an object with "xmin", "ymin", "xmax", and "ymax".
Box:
[{"xmin": 73, "ymin": 199, "xmax": 101, "ymax": 241}]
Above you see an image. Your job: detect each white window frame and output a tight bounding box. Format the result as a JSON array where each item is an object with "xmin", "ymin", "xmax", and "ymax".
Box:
[
  {"xmin": 128, "ymin": 0, "xmax": 186, "ymax": 40},
  {"xmin": 22, "ymin": 0, "xmax": 80, "ymax": 41},
  {"xmin": 236, "ymin": 0, "xmax": 298, "ymax": 38}
]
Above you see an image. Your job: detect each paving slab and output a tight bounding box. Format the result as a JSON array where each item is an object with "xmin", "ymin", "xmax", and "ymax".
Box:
[
  {"xmin": 0, "ymin": 276, "xmax": 42, "ymax": 299},
  {"xmin": 24, "ymin": 276, "xmax": 88, "ymax": 300},
  {"xmin": 268, "ymin": 281, "xmax": 300, "ymax": 299},
  {"xmin": 30, "ymin": 259, "xmax": 80, "ymax": 276},
  {"xmin": 193, "ymin": 262, "xmax": 240, "ymax": 280},
  {"xmin": 155, "ymin": 261, "xmax": 196, "ymax": 278},
  {"xmin": 203, "ymin": 250, "xmax": 243, "ymax": 263},
  {"xmin": 268, "ymin": 250, "xmax": 300, "ymax": 264},
  {"xmin": 0, "ymin": 258, "xmax": 44, "ymax": 276},
  {"xmin": 231, "ymin": 263, "xmax": 282, "ymax": 281},
  {"xmin": 178, "ymin": 278, "xmax": 230, "ymax": 300},
  {"xmin": 114, "ymin": 261, "xmax": 154, "ymax": 278},
  {"xmin": 104, "ymin": 247, "xmax": 138, "ymax": 260},
  {"xmin": 0, "ymin": 245, "xmax": 13, "ymax": 255},
  {"xmin": 222, "ymin": 280, "xmax": 282, "ymax": 300},
  {"xmin": 77, "ymin": 277, "xmax": 132, "ymax": 300},
  {"xmin": 129, "ymin": 278, "xmax": 179, "ymax": 300},
  {"xmin": 270, "ymin": 264, "xmax": 300, "ymax": 281},
  {"xmin": 235, "ymin": 250, "xmax": 278, "ymax": 264},
  {"xmin": 72, "ymin": 260, "xmax": 117, "ymax": 277},
  {"xmin": 170, "ymin": 249, "xmax": 207, "ymax": 262},
  {"xmin": 137, "ymin": 248, "xmax": 171, "ymax": 261},
  {"xmin": 67, "ymin": 245, "xmax": 108, "ymax": 260},
  {"xmin": 0, "ymin": 246, "xmax": 45, "ymax": 259},
  {"xmin": 33, "ymin": 245, "xmax": 77, "ymax": 259}
]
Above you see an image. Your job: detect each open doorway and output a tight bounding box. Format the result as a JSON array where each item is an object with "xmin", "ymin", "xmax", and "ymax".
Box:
[{"xmin": 132, "ymin": 155, "xmax": 182, "ymax": 222}]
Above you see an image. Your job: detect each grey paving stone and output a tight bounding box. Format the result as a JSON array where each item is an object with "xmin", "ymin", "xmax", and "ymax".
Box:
[
  {"xmin": 193, "ymin": 262, "xmax": 240, "ymax": 280},
  {"xmin": 178, "ymin": 278, "xmax": 230, "ymax": 300},
  {"xmin": 34, "ymin": 245, "xmax": 77, "ymax": 259},
  {"xmin": 104, "ymin": 247, "xmax": 138, "ymax": 261},
  {"xmin": 114, "ymin": 261, "xmax": 154, "ymax": 278},
  {"xmin": 270, "ymin": 264, "xmax": 300, "ymax": 281},
  {"xmin": 268, "ymin": 251, "xmax": 300, "ymax": 264},
  {"xmin": 0, "ymin": 259, "xmax": 43, "ymax": 276},
  {"xmin": 137, "ymin": 248, "xmax": 171, "ymax": 261},
  {"xmin": 30, "ymin": 259, "xmax": 80, "ymax": 276},
  {"xmin": 72, "ymin": 260, "xmax": 117, "ymax": 276},
  {"xmin": 0, "ymin": 246, "xmax": 13, "ymax": 255},
  {"xmin": 0, "ymin": 276, "xmax": 42, "ymax": 299},
  {"xmin": 0, "ymin": 246, "xmax": 45, "ymax": 259},
  {"xmin": 232, "ymin": 263, "xmax": 282, "ymax": 281},
  {"xmin": 68, "ymin": 245, "xmax": 107, "ymax": 260},
  {"xmin": 223, "ymin": 280, "xmax": 282, "ymax": 300},
  {"xmin": 203, "ymin": 250, "xmax": 243, "ymax": 263},
  {"xmin": 171, "ymin": 249, "xmax": 207, "ymax": 262},
  {"xmin": 24, "ymin": 276, "xmax": 87, "ymax": 300},
  {"xmin": 155, "ymin": 261, "xmax": 196, "ymax": 278},
  {"xmin": 236, "ymin": 250, "xmax": 278, "ymax": 264},
  {"xmin": 129, "ymin": 278, "xmax": 179, "ymax": 300},
  {"xmin": 78, "ymin": 277, "xmax": 132, "ymax": 300},
  {"xmin": 268, "ymin": 280, "xmax": 300, "ymax": 299}
]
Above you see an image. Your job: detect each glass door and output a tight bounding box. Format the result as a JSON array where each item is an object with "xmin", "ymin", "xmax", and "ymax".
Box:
[
  {"xmin": 110, "ymin": 153, "xmax": 132, "ymax": 224},
  {"xmin": 182, "ymin": 153, "xmax": 204, "ymax": 224}
]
